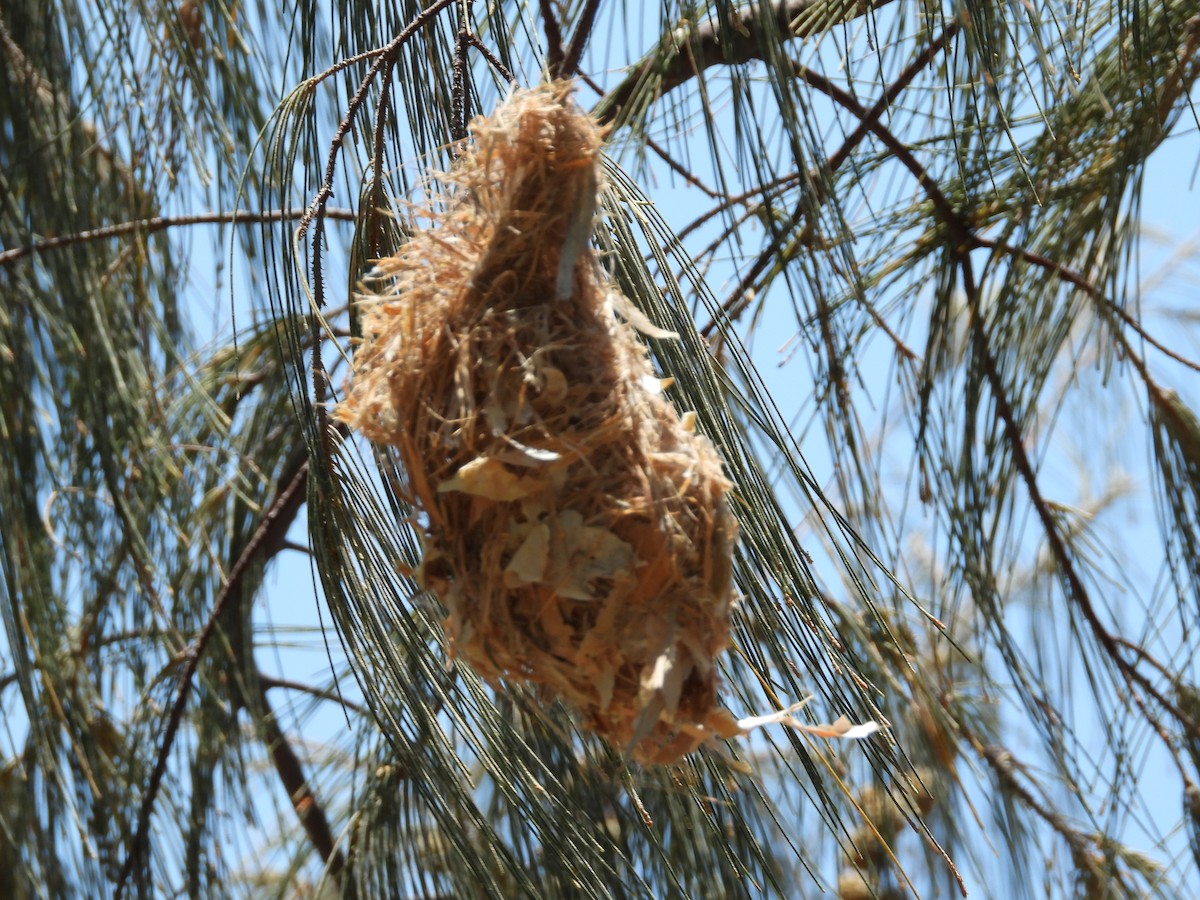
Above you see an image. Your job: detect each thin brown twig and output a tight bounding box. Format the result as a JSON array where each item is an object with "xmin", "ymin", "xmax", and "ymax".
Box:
[
  {"xmin": 1010, "ymin": 248, "xmax": 1200, "ymax": 531},
  {"xmin": 303, "ymin": 0, "xmax": 455, "ymax": 533},
  {"xmin": 299, "ymin": 0, "xmax": 455, "ymax": 239},
  {"xmin": 593, "ymin": 0, "xmax": 898, "ymax": 126},
  {"xmin": 466, "ymin": 33, "xmax": 515, "ymax": 83},
  {"xmin": 539, "ymin": 0, "xmax": 565, "ymax": 77},
  {"xmin": 577, "ymin": 69, "xmax": 719, "ymax": 197},
  {"xmin": 644, "ymin": 132, "xmax": 721, "ymax": 197},
  {"xmin": 451, "ymin": 0, "xmax": 475, "ymax": 143},
  {"xmin": 675, "ymin": 170, "xmax": 803, "ymax": 243},
  {"xmin": 304, "ymin": 46, "xmax": 393, "ymax": 90},
  {"xmin": 116, "ymin": 457, "xmax": 310, "ymax": 897},
  {"xmin": 1126, "ymin": 684, "xmax": 1196, "ymax": 791},
  {"xmin": 783, "ymin": 64, "xmax": 963, "ymax": 233},
  {"xmin": 970, "ymin": 727, "xmax": 1171, "ymax": 895},
  {"xmin": 969, "ymin": 227, "xmax": 1200, "ymax": 745},
  {"xmin": 0, "ymin": 12, "xmax": 137, "ymax": 195},
  {"xmin": 700, "ymin": 20, "xmax": 960, "ymax": 336},
  {"xmin": 260, "ymin": 674, "xmax": 368, "ymax": 715},
  {"xmin": 973, "ymin": 737, "xmax": 1102, "ymax": 859},
  {"xmin": 253, "ymin": 678, "xmax": 349, "ymax": 883},
  {"xmin": 1113, "ymin": 636, "xmax": 1179, "ymax": 682},
  {"xmin": 973, "ymin": 236, "xmax": 1200, "ymax": 374},
  {"xmin": 0, "ymin": 208, "xmax": 357, "ymax": 268},
  {"xmin": 562, "ymin": 0, "xmax": 603, "ymax": 77},
  {"xmin": 736, "ymin": 53, "xmax": 1200, "ymax": 893},
  {"xmin": 782, "ymin": 56, "xmax": 1200, "ymax": 744}
]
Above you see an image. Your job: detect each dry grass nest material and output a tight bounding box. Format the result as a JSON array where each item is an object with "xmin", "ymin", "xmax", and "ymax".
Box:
[{"xmin": 339, "ymin": 81, "xmax": 741, "ymax": 764}]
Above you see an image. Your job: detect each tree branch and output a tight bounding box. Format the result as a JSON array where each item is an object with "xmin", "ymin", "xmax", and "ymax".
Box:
[
  {"xmin": 0, "ymin": 11, "xmax": 137, "ymax": 197},
  {"xmin": 775, "ymin": 58, "xmax": 1200, "ymax": 744},
  {"xmin": 593, "ymin": 0, "xmax": 897, "ymax": 125},
  {"xmin": 0, "ymin": 209, "xmax": 358, "ymax": 268},
  {"xmin": 975, "ymin": 739, "xmax": 1110, "ymax": 861},
  {"xmin": 701, "ymin": 20, "xmax": 959, "ymax": 336},
  {"xmin": 260, "ymin": 674, "xmax": 367, "ymax": 715},
  {"xmin": 562, "ymin": 0, "xmax": 603, "ymax": 77},
  {"xmin": 299, "ymin": 0, "xmax": 456, "ymax": 240},
  {"xmin": 253, "ymin": 678, "xmax": 348, "ymax": 886},
  {"xmin": 466, "ymin": 33, "xmax": 515, "ymax": 83},
  {"xmin": 303, "ymin": 0, "xmax": 456, "ymax": 523},
  {"xmin": 451, "ymin": 0, "xmax": 475, "ymax": 143},
  {"xmin": 973, "ymin": 236, "xmax": 1200, "ymax": 374},
  {"xmin": 116, "ymin": 454, "xmax": 311, "ymax": 897},
  {"xmin": 538, "ymin": 0, "xmax": 565, "ymax": 77}
]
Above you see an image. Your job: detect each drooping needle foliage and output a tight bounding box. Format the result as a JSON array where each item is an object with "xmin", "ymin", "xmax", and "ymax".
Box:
[{"xmin": 2, "ymin": 1, "xmax": 1199, "ymax": 897}]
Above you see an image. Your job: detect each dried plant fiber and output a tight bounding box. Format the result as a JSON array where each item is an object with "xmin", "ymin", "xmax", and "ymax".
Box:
[{"xmin": 339, "ymin": 81, "xmax": 742, "ymax": 764}]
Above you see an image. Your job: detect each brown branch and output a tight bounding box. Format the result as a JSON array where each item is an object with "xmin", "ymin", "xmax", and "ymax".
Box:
[
  {"xmin": 303, "ymin": 0, "xmax": 455, "ymax": 520},
  {"xmin": 593, "ymin": 0, "xmax": 897, "ymax": 126},
  {"xmin": 0, "ymin": 13, "xmax": 53, "ymax": 98},
  {"xmin": 671, "ymin": 52, "xmax": 1200, "ymax": 846},
  {"xmin": 539, "ymin": 0, "xmax": 566, "ymax": 77},
  {"xmin": 116, "ymin": 456, "xmax": 310, "ymax": 897},
  {"xmin": 0, "ymin": 11, "xmax": 137, "ymax": 197},
  {"xmin": 299, "ymin": 0, "xmax": 456, "ymax": 239},
  {"xmin": 254, "ymin": 679, "xmax": 348, "ymax": 884},
  {"xmin": 777, "ymin": 57, "xmax": 1200, "ymax": 744},
  {"xmin": 451, "ymin": 0, "xmax": 475, "ymax": 143},
  {"xmin": 701, "ymin": 20, "xmax": 960, "ymax": 335},
  {"xmin": 974, "ymin": 739, "xmax": 1103, "ymax": 859},
  {"xmin": 782, "ymin": 64, "xmax": 963, "ymax": 235},
  {"xmin": 577, "ymin": 70, "xmax": 719, "ymax": 197},
  {"xmin": 0, "ymin": 208, "xmax": 358, "ymax": 268},
  {"xmin": 466, "ymin": 33, "xmax": 515, "ymax": 83},
  {"xmin": 562, "ymin": 0, "xmax": 603, "ymax": 77},
  {"xmin": 967, "ymin": 730, "xmax": 1169, "ymax": 896},
  {"xmin": 304, "ymin": 46, "xmax": 395, "ymax": 89},
  {"xmin": 675, "ymin": 171, "xmax": 803, "ymax": 243},
  {"xmin": 973, "ymin": 237, "xmax": 1200, "ymax": 374},
  {"xmin": 645, "ymin": 133, "xmax": 721, "ymax": 197},
  {"xmin": 260, "ymin": 674, "xmax": 367, "ymax": 716},
  {"xmin": 964, "ymin": 303, "xmax": 1199, "ymax": 733}
]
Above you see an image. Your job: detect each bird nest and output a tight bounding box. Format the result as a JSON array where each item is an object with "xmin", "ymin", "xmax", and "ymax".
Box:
[{"xmin": 338, "ymin": 82, "xmax": 741, "ymax": 764}]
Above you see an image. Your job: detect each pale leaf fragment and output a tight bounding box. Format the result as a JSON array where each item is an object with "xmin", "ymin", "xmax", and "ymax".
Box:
[
  {"xmin": 610, "ymin": 290, "xmax": 679, "ymax": 340},
  {"xmin": 550, "ymin": 510, "xmax": 635, "ymax": 600},
  {"xmin": 789, "ymin": 715, "xmax": 882, "ymax": 740},
  {"xmin": 595, "ymin": 668, "xmax": 615, "ymax": 711},
  {"xmin": 736, "ymin": 703, "xmax": 882, "ymax": 741},
  {"xmin": 493, "ymin": 436, "xmax": 562, "ymax": 467},
  {"xmin": 641, "ymin": 647, "xmax": 684, "ymax": 714},
  {"xmin": 437, "ymin": 457, "xmax": 543, "ymax": 501},
  {"xmin": 638, "ymin": 375, "xmax": 676, "ymax": 396},
  {"xmin": 639, "ymin": 374, "xmax": 665, "ymax": 395},
  {"xmin": 504, "ymin": 523, "xmax": 550, "ymax": 586}
]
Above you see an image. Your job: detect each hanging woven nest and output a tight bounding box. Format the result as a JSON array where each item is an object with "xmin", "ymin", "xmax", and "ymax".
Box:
[{"xmin": 338, "ymin": 81, "xmax": 741, "ymax": 764}]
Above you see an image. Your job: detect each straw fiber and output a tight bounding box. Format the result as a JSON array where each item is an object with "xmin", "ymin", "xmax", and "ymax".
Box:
[{"xmin": 339, "ymin": 82, "xmax": 740, "ymax": 764}]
